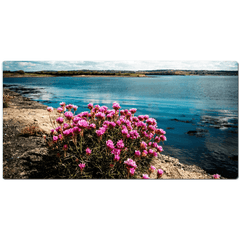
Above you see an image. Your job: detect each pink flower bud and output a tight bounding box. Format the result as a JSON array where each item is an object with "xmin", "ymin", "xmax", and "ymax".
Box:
[
  {"xmin": 142, "ymin": 174, "xmax": 150, "ymax": 179},
  {"xmin": 86, "ymin": 147, "xmax": 91, "ymax": 156},
  {"xmin": 63, "ymin": 144, "xmax": 68, "ymax": 151},
  {"xmin": 47, "ymin": 107, "xmax": 53, "ymax": 112},
  {"xmin": 135, "ymin": 150, "xmax": 141, "ymax": 157},
  {"xmin": 78, "ymin": 163, "xmax": 86, "ymax": 171},
  {"xmin": 157, "ymin": 169, "xmax": 164, "ymax": 178},
  {"xmin": 149, "ymin": 165, "xmax": 156, "ymax": 173},
  {"xmin": 88, "ymin": 103, "xmax": 93, "ymax": 110},
  {"xmin": 129, "ymin": 168, "xmax": 135, "ymax": 175}
]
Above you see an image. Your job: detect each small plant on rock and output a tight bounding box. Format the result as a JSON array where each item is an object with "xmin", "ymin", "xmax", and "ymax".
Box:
[{"xmin": 20, "ymin": 124, "xmax": 43, "ymax": 136}]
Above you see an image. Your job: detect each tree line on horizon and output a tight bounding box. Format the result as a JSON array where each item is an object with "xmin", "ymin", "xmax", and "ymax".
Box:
[
  {"xmin": 3, "ymin": 69, "xmax": 238, "ymax": 76},
  {"xmin": 3, "ymin": 70, "xmax": 139, "ymax": 76}
]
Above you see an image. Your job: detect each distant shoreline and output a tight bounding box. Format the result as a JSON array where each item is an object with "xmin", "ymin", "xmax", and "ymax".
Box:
[{"xmin": 3, "ymin": 69, "xmax": 238, "ymax": 78}]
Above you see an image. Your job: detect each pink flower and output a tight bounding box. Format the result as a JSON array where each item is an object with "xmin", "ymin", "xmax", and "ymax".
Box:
[
  {"xmin": 73, "ymin": 105, "xmax": 78, "ymax": 111},
  {"xmin": 124, "ymin": 158, "xmax": 137, "ymax": 169},
  {"xmin": 106, "ymin": 140, "xmax": 115, "ymax": 150},
  {"xmin": 112, "ymin": 102, "xmax": 121, "ymax": 110},
  {"xmin": 86, "ymin": 147, "xmax": 91, "ymax": 156},
  {"xmin": 55, "ymin": 126, "xmax": 62, "ymax": 133},
  {"xmin": 130, "ymin": 108, "xmax": 137, "ymax": 114},
  {"xmin": 111, "ymin": 148, "xmax": 121, "ymax": 156},
  {"xmin": 129, "ymin": 130, "xmax": 140, "ymax": 139},
  {"xmin": 147, "ymin": 133, "xmax": 154, "ymax": 140},
  {"xmin": 121, "ymin": 128, "xmax": 128, "ymax": 136},
  {"xmin": 152, "ymin": 142, "xmax": 158, "ymax": 148},
  {"xmin": 142, "ymin": 150, "xmax": 148, "ymax": 157},
  {"xmin": 99, "ymin": 106, "xmax": 108, "ymax": 113},
  {"xmin": 53, "ymin": 136, "xmax": 58, "ymax": 143},
  {"xmin": 72, "ymin": 127, "xmax": 81, "ymax": 134},
  {"xmin": 129, "ymin": 168, "xmax": 135, "ymax": 176},
  {"xmin": 140, "ymin": 141, "xmax": 147, "ymax": 149},
  {"xmin": 132, "ymin": 116, "xmax": 139, "ymax": 122},
  {"xmin": 56, "ymin": 117, "xmax": 64, "ymax": 124},
  {"xmin": 148, "ymin": 149, "xmax": 154, "ymax": 154},
  {"xmin": 120, "ymin": 110, "xmax": 125, "ymax": 116},
  {"xmin": 57, "ymin": 107, "xmax": 64, "ymax": 113},
  {"xmin": 94, "ymin": 105, "xmax": 100, "ymax": 110},
  {"xmin": 157, "ymin": 169, "xmax": 164, "ymax": 178},
  {"xmin": 146, "ymin": 118, "xmax": 156, "ymax": 125},
  {"xmin": 50, "ymin": 129, "xmax": 55, "ymax": 135},
  {"xmin": 107, "ymin": 113, "xmax": 114, "ymax": 119},
  {"xmin": 63, "ymin": 144, "xmax": 68, "ymax": 151},
  {"xmin": 213, "ymin": 174, "xmax": 221, "ymax": 179},
  {"xmin": 109, "ymin": 122, "xmax": 116, "ymax": 128},
  {"xmin": 79, "ymin": 112, "xmax": 89, "ymax": 118},
  {"xmin": 135, "ymin": 150, "xmax": 141, "ymax": 157},
  {"xmin": 88, "ymin": 103, "xmax": 93, "ymax": 110},
  {"xmin": 149, "ymin": 165, "xmax": 156, "ymax": 173},
  {"xmin": 96, "ymin": 112, "xmax": 105, "ymax": 119},
  {"xmin": 66, "ymin": 104, "xmax": 74, "ymax": 111},
  {"xmin": 64, "ymin": 111, "xmax": 74, "ymax": 120},
  {"xmin": 63, "ymin": 123, "xmax": 70, "ymax": 129},
  {"xmin": 138, "ymin": 115, "xmax": 144, "ymax": 121},
  {"xmin": 153, "ymin": 152, "xmax": 158, "ymax": 157},
  {"xmin": 148, "ymin": 125, "xmax": 155, "ymax": 132},
  {"xmin": 89, "ymin": 123, "xmax": 96, "ymax": 129},
  {"xmin": 63, "ymin": 129, "xmax": 71, "ymax": 136},
  {"xmin": 156, "ymin": 145, "xmax": 163, "ymax": 152},
  {"xmin": 160, "ymin": 135, "xmax": 167, "ymax": 141},
  {"xmin": 77, "ymin": 119, "xmax": 89, "ymax": 129},
  {"xmin": 78, "ymin": 163, "xmax": 86, "ymax": 171},
  {"xmin": 142, "ymin": 174, "xmax": 150, "ymax": 179},
  {"xmin": 60, "ymin": 102, "xmax": 66, "ymax": 107},
  {"xmin": 116, "ymin": 139, "xmax": 124, "ymax": 149},
  {"xmin": 96, "ymin": 127, "xmax": 106, "ymax": 137},
  {"xmin": 47, "ymin": 107, "xmax": 53, "ymax": 112},
  {"xmin": 114, "ymin": 155, "xmax": 120, "ymax": 161},
  {"xmin": 155, "ymin": 136, "xmax": 161, "ymax": 143},
  {"xmin": 155, "ymin": 129, "xmax": 166, "ymax": 135}
]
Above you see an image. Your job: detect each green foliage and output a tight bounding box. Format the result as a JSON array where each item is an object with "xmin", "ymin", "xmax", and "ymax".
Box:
[{"xmin": 3, "ymin": 102, "xmax": 8, "ymax": 108}]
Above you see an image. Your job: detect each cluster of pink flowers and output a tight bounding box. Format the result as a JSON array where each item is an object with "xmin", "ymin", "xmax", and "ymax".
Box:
[
  {"xmin": 64, "ymin": 111, "xmax": 74, "ymax": 120},
  {"xmin": 47, "ymin": 101, "xmax": 167, "ymax": 179},
  {"xmin": 124, "ymin": 158, "xmax": 137, "ymax": 169},
  {"xmin": 106, "ymin": 140, "xmax": 115, "ymax": 150}
]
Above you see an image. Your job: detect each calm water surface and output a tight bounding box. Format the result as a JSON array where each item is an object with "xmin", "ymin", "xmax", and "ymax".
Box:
[{"xmin": 3, "ymin": 75, "xmax": 238, "ymax": 178}]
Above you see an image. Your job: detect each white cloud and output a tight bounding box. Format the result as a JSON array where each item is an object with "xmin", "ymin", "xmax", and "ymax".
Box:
[{"xmin": 18, "ymin": 62, "xmax": 36, "ymax": 67}]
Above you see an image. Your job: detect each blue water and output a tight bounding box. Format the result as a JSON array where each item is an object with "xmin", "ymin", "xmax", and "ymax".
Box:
[{"xmin": 3, "ymin": 75, "xmax": 238, "ymax": 178}]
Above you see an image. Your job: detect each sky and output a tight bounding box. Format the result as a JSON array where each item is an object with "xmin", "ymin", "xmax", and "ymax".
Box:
[{"xmin": 2, "ymin": 60, "xmax": 238, "ymax": 72}]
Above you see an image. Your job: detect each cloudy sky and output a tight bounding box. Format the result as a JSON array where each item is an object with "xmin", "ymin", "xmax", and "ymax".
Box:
[{"xmin": 2, "ymin": 60, "xmax": 238, "ymax": 72}]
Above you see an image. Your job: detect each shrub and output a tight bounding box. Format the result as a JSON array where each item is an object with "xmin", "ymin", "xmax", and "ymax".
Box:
[
  {"xmin": 3, "ymin": 102, "xmax": 8, "ymax": 108},
  {"xmin": 45, "ymin": 102, "xmax": 166, "ymax": 179},
  {"xmin": 20, "ymin": 125, "xmax": 43, "ymax": 136},
  {"xmin": 3, "ymin": 94, "xmax": 14, "ymax": 108},
  {"xmin": 17, "ymin": 70, "xmax": 25, "ymax": 74}
]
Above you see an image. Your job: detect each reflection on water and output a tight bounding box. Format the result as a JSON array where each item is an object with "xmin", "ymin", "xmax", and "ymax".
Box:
[{"xmin": 3, "ymin": 75, "xmax": 238, "ymax": 178}]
